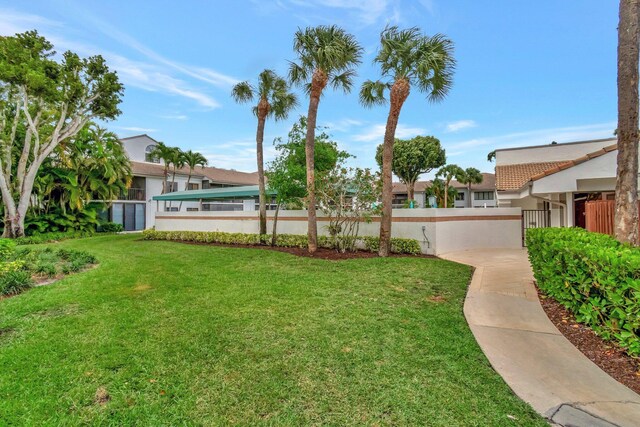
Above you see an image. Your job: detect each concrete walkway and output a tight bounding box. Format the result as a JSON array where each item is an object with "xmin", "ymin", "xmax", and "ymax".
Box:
[{"xmin": 442, "ymin": 249, "xmax": 640, "ymax": 427}]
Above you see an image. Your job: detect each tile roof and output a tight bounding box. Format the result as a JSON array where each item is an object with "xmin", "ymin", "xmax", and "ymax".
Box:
[
  {"xmin": 392, "ymin": 173, "xmax": 496, "ymax": 193},
  {"xmin": 131, "ymin": 161, "xmax": 259, "ymax": 185},
  {"xmin": 495, "ymin": 162, "xmax": 571, "ymax": 191},
  {"xmin": 529, "ymin": 144, "xmax": 618, "ymax": 181}
]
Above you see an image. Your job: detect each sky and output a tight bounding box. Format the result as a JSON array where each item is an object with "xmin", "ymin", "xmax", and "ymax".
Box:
[{"xmin": 0, "ymin": 1, "xmax": 619, "ymax": 176}]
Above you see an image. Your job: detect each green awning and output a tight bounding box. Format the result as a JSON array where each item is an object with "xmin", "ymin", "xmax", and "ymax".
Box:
[{"xmin": 152, "ymin": 185, "xmax": 276, "ymax": 201}]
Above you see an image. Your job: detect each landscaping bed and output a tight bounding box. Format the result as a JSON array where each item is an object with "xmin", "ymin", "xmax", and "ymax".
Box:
[{"xmin": 537, "ymin": 287, "xmax": 640, "ymax": 394}]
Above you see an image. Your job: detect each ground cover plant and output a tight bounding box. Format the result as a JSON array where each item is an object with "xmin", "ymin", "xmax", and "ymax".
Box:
[
  {"xmin": 0, "ymin": 234, "xmax": 545, "ymax": 425},
  {"xmin": 527, "ymin": 227, "xmax": 640, "ymax": 356}
]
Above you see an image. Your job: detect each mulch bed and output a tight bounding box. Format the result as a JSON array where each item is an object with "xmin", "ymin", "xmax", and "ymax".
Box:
[
  {"xmin": 537, "ymin": 287, "xmax": 640, "ymax": 394},
  {"xmin": 142, "ymin": 239, "xmax": 435, "ymax": 261}
]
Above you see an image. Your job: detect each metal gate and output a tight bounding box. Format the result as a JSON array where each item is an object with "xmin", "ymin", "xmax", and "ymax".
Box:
[{"xmin": 522, "ymin": 209, "xmax": 551, "ymax": 246}]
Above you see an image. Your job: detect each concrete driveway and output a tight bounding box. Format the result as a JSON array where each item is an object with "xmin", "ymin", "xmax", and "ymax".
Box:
[{"xmin": 442, "ymin": 248, "xmax": 640, "ymax": 427}]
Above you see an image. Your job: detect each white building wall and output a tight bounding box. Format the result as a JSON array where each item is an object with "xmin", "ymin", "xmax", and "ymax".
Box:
[
  {"xmin": 154, "ymin": 208, "xmax": 523, "ymax": 255},
  {"xmin": 495, "ymin": 139, "xmax": 615, "ymax": 165},
  {"xmin": 121, "ymin": 135, "xmax": 164, "ymax": 164}
]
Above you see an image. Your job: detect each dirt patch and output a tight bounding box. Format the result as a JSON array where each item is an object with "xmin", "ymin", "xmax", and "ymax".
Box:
[
  {"xmin": 537, "ymin": 288, "xmax": 640, "ymax": 394},
  {"xmin": 140, "ymin": 239, "xmax": 435, "ymax": 261},
  {"xmin": 94, "ymin": 387, "xmax": 110, "ymax": 405},
  {"xmin": 426, "ymin": 295, "xmax": 447, "ymax": 303}
]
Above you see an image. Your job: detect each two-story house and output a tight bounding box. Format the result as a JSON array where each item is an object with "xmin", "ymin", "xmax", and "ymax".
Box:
[
  {"xmin": 391, "ymin": 173, "xmax": 497, "ymax": 208},
  {"xmin": 108, "ymin": 134, "xmax": 258, "ymax": 231}
]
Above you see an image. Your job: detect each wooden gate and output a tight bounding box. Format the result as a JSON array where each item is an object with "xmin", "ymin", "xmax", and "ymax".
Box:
[{"xmin": 585, "ymin": 200, "xmax": 639, "ymax": 235}]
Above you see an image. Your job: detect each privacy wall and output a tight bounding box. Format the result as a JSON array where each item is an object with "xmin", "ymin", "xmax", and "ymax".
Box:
[{"xmin": 154, "ymin": 208, "xmax": 523, "ymax": 255}]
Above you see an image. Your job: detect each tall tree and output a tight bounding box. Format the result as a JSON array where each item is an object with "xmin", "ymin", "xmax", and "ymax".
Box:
[
  {"xmin": 374, "ymin": 135, "xmax": 445, "ymax": 202},
  {"xmin": 614, "ymin": 0, "xmax": 640, "ymax": 245},
  {"xmin": 360, "ymin": 26, "xmax": 455, "ymax": 256},
  {"xmin": 231, "ymin": 69, "xmax": 298, "ymax": 236},
  {"xmin": 289, "ymin": 25, "xmax": 363, "ymax": 253},
  {"xmin": 178, "ymin": 149, "xmax": 208, "ymax": 211},
  {"xmin": 148, "ymin": 142, "xmax": 174, "ymax": 194},
  {"xmin": 435, "ymin": 164, "xmax": 464, "ymax": 208},
  {"xmin": 0, "ymin": 30, "xmax": 123, "ymax": 237},
  {"xmin": 457, "ymin": 167, "xmax": 483, "ymax": 208}
]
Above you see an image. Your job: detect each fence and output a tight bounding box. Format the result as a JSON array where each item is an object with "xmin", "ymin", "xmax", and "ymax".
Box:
[
  {"xmin": 154, "ymin": 208, "xmax": 523, "ymax": 256},
  {"xmin": 585, "ymin": 200, "xmax": 640, "ymax": 235}
]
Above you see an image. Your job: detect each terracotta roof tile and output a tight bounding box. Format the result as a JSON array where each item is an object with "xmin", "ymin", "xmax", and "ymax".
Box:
[
  {"xmin": 495, "ymin": 162, "xmax": 571, "ymax": 191},
  {"xmin": 131, "ymin": 161, "xmax": 259, "ymax": 185},
  {"xmin": 529, "ymin": 144, "xmax": 618, "ymax": 181}
]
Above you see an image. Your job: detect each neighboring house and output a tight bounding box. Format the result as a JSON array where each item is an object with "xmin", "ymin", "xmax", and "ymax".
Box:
[
  {"xmin": 107, "ymin": 134, "xmax": 258, "ymax": 231},
  {"xmin": 391, "ymin": 173, "xmax": 497, "ymax": 208},
  {"xmin": 494, "ymin": 137, "xmax": 625, "ymax": 228}
]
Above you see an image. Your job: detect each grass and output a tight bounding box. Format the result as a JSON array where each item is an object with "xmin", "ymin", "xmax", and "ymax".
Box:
[{"xmin": 0, "ymin": 234, "xmax": 546, "ymax": 425}]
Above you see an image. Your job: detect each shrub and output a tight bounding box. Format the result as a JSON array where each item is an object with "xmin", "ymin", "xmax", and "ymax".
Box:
[
  {"xmin": 142, "ymin": 229, "xmax": 422, "ymax": 255},
  {"xmin": 527, "ymin": 228, "xmax": 640, "ymax": 356},
  {"xmin": 14, "ymin": 231, "xmax": 96, "ymax": 245},
  {"xmin": 0, "ymin": 270, "xmax": 33, "ymax": 296},
  {"xmin": 99, "ymin": 222, "xmax": 124, "ymax": 233},
  {"xmin": 0, "ymin": 238, "xmax": 16, "ymax": 261}
]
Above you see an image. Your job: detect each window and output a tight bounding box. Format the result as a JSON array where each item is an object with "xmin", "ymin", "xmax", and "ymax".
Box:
[
  {"xmin": 474, "ymin": 191, "xmax": 494, "ymax": 201},
  {"xmin": 202, "ymin": 180, "xmax": 210, "ymax": 189},
  {"xmin": 187, "ymin": 183, "xmax": 199, "ymax": 190},
  {"xmin": 145, "ymin": 145, "xmax": 159, "ymax": 163},
  {"xmin": 455, "ymin": 192, "xmax": 465, "ymax": 201},
  {"xmin": 166, "ymin": 182, "xmax": 178, "ymax": 193},
  {"xmin": 186, "ymin": 207, "xmax": 199, "ymax": 212},
  {"xmin": 165, "ymin": 207, "xmax": 179, "ymax": 212}
]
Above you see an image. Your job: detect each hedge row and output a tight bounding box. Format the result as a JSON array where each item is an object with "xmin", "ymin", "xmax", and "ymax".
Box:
[
  {"xmin": 142, "ymin": 229, "xmax": 422, "ymax": 255},
  {"xmin": 526, "ymin": 227, "xmax": 640, "ymax": 356}
]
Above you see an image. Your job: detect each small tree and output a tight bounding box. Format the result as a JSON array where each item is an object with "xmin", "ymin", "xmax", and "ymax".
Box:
[
  {"xmin": 148, "ymin": 142, "xmax": 175, "ymax": 194},
  {"xmin": 425, "ymin": 178, "xmax": 457, "ymax": 208},
  {"xmin": 375, "ymin": 135, "xmax": 445, "ymax": 203},
  {"xmin": 456, "ymin": 167, "xmax": 483, "ymax": 208},
  {"xmin": 317, "ymin": 167, "xmax": 381, "ymax": 252},
  {"xmin": 178, "ymin": 150, "xmax": 208, "ymax": 211},
  {"xmin": 0, "ymin": 31, "xmax": 123, "ymax": 237},
  {"xmin": 435, "ymin": 164, "xmax": 463, "ymax": 208}
]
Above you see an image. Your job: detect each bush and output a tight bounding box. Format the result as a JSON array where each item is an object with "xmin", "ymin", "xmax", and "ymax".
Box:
[
  {"xmin": 99, "ymin": 222, "xmax": 124, "ymax": 233},
  {"xmin": 142, "ymin": 229, "xmax": 422, "ymax": 255},
  {"xmin": 0, "ymin": 238, "xmax": 16, "ymax": 261},
  {"xmin": 0, "ymin": 270, "xmax": 33, "ymax": 296},
  {"xmin": 14, "ymin": 231, "xmax": 96, "ymax": 245},
  {"xmin": 526, "ymin": 228, "xmax": 640, "ymax": 356}
]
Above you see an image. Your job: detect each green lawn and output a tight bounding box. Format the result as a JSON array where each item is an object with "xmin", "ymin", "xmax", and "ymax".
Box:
[{"xmin": 0, "ymin": 234, "xmax": 545, "ymax": 426}]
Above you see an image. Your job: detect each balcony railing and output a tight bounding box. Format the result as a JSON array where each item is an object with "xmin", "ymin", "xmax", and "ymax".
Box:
[{"xmin": 119, "ymin": 187, "xmax": 146, "ymax": 201}]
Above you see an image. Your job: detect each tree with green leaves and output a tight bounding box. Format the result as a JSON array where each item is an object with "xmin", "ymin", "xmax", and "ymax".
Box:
[
  {"xmin": 231, "ymin": 69, "xmax": 298, "ymax": 237},
  {"xmin": 456, "ymin": 167, "xmax": 483, "ymax": 208},
  {"xmin": 178, "ymin": 149, "xmax": 208, "ymax": 211},
  {"xmin": 435, "ymin": 164, "xmax": 464, "ymax": 208},
  {"xmin": 375, "ymin": 135, "xmax": 445, "ymax": 203},
  {"xmin": 487, "ymin": 150, "xmax": 496, "ymax": 162},
  {"xmin": 425, "ymin": 178, "xmax": 457, "ymax": 208},
  {"xmin": 360, "ymin": 26, "xmax": 455, "ymax": 256},
  {"xmin": 614, "ymin": 0, "xmax": 639, "ymax": 245},
  {"xmin": 148, "ymin": 142, "xmax": 175, "ymax": 194},
  {"xmin": 0, "ymin": 30, "xmax": 123, "ymax": 237},
  {"xmin": 289, "ymin": 25, "xmax": 363, "ymax": 253},
  {"xmin": 266, "ymin": 116, "xmax": 349, "ymax": 245}
]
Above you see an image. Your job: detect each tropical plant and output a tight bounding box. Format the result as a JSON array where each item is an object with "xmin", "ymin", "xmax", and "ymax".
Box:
[
  {"xmin": 289, "ymin": 25, "xmax": 363, "ymax": 253},
  {"xmin": 456, "ymin": 167, "xmax": 483, "ymax": 208},
  {"xmin": 614, "ymin": 0, "xmax": 639, "ymax": 245},
  {"xmin": 178, "ymin": 149, "xmax": 208, "ymax": 211},
  {"xmin": 374, "ymin": 135, "xmax": 445, "ymax": 202},
  {"xmin": 232, "ymin": 69, "xmax": 298, "ymax": 237},
  {"xmin": 487, "ymin": 150, "xmax": 496, "ymax": 162},
  {"xmin": 266, "ymin": 116, "xmax": 350, "ymax": 245},
  {"xmin": 360, "ymin": 26, "xmax": 455, "ymax": 256},
  {"xmin": 425, "ymin": 178, "xmax": 457, "ymax": 208},
  {"xmin": 148, "ymin": 142, "xmax": 175, "ymax": 194},
  {"xmin": 435, "ymin": 164, "xmax": 464, "ymax": 208},
  {"xmin": 0, "ymin": 30, "xmax": 123, "ymax": 237}
]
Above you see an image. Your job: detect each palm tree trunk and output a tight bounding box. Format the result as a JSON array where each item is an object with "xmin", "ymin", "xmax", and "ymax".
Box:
[
  {"xmin": 443, "ymin": 182, "xmax": 448, "ymax": 208},
  {"xmin": 468, "ymin": 183, "xmax": 472, "ymax": 208},
  {"xmin": 379, "ymin": 79, "xmax": 410, "ymax": 257},
  {"xmin": 407, "ymin": 182, "xmax": 415, "ymax": 204},
  {"xmin": 306, "ymin": 70, "xmax": 327, "ymax": 254},
  {"xmin": 615, "ymin": 0, "xmax": 640, "ymax": 245},
  {"xmin": 178, "ymin": 170, "xmax": 192, "ymax": 211},
  {"xmin": 271, "ymin": 202, "xmax": 280, "ymax": 246},
  {"xmin": 256, "ymin": 110, "xmax": 268, "ymax": 237}
]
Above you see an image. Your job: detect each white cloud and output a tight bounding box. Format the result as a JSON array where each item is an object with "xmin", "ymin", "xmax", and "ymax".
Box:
[
  {"xmin": 445, "ymin": 119, "xmax": 477, "ymax": 133},
  {"xmin": 447, "ymin": 121, "xmax": 617, "ymax": 152},
  {"xmin": 352, "ymin": 123, "xmax": 426, "ymax": 142},
  {"xmin": 118, "ymin": 126, "xmax": 157, "ymax": 133},
  {"xmin": 262, "ymin": 0, "xmax": 399, "ymax": 26},
  {"xmin": 160, "ymin": 114, "xmax": 188, "ymax": 121},
  {"xmin": 321, "ymin": 118, "xmax": 364, "ymax": 132}
]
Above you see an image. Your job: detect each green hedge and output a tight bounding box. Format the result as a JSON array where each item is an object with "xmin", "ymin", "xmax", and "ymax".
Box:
[
  {"xmin": 526, "ymin": 228, "xmax": 640, "ymax": 356},
  {"xmin": 142, "ymin": 229, "xmax": 422, "ymax": 255}
]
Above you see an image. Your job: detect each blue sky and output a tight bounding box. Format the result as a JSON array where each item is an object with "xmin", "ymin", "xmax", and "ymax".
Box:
[{"xmin": 0, "ymin": 1, "xmax": 618, "ymax": 175}]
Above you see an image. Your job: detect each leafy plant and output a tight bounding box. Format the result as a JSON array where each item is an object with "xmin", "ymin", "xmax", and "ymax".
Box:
[
  {"xmin": 527, "ymin": 228, "xmax": 640, "ymax": 356},
  {"xmin": 0, "ymin": 239, "xmax": 16, "ymax": 261},
  {"xmin": 0, "ymin": 270, "xmax": 33, "ymax": 296},
  {"xmin": 100, "ymin": 222, "xmax": 124, "ymax": 233}
]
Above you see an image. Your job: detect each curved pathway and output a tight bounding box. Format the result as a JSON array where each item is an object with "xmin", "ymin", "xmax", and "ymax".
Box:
[{"xmin": 442, "ymin": 249, "xmax": 640, "ymax": 427}]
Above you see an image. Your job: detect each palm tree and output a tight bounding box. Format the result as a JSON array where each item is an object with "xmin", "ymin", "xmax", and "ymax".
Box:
[
  {"xmin": 232, "ymin": 69, "xmax": 298, "ymax": 236},
  {"xmin": 179, "ymin": 150, "xmax": 208, "ymax": 211},
  {"xmin": 289, "ymin": 25, "xmax": 363, "ymax": 253},
  {"xmin": 148, "ymin": 142, "xmax": 175, "ymax": 194},
  {"xmin": 360, "ymin": 26, "xmax": 455, "ymax": 256},
  {"xmin": 435, "ymin": 164, "xmax": 463, "ymax": 208},
  {"xmin": 457, "ymin": 167, "xmax": 483, "ymax": 208},
  {"xmin": 614, "ymin": 0, "xmax": 639, "ymax": 245}
]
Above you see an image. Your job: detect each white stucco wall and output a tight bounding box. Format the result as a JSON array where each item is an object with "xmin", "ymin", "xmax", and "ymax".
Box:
[
  {"xmin": 531, "ymin": 151, "xmax": 617, "ymax": 194},
  {"xmin": 121, "ymin": 135, "xmax": 164, "ymax": 164},
  {"xmin": 154, "ymin": 208, "xmax": 523, "ymax": 255},
  {"xmin": 495, "ymin": 139, "xmax": 616, "ymax": 165}
]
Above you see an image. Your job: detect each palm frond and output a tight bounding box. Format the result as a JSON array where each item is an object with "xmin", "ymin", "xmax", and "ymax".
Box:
[
  {"xmin": 231, "ymin": 81, "xmax": 254, "ymax": 103},
  {"xmin": 359, "ymin": 80, "xmax": 387, "ymax": 108}
]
